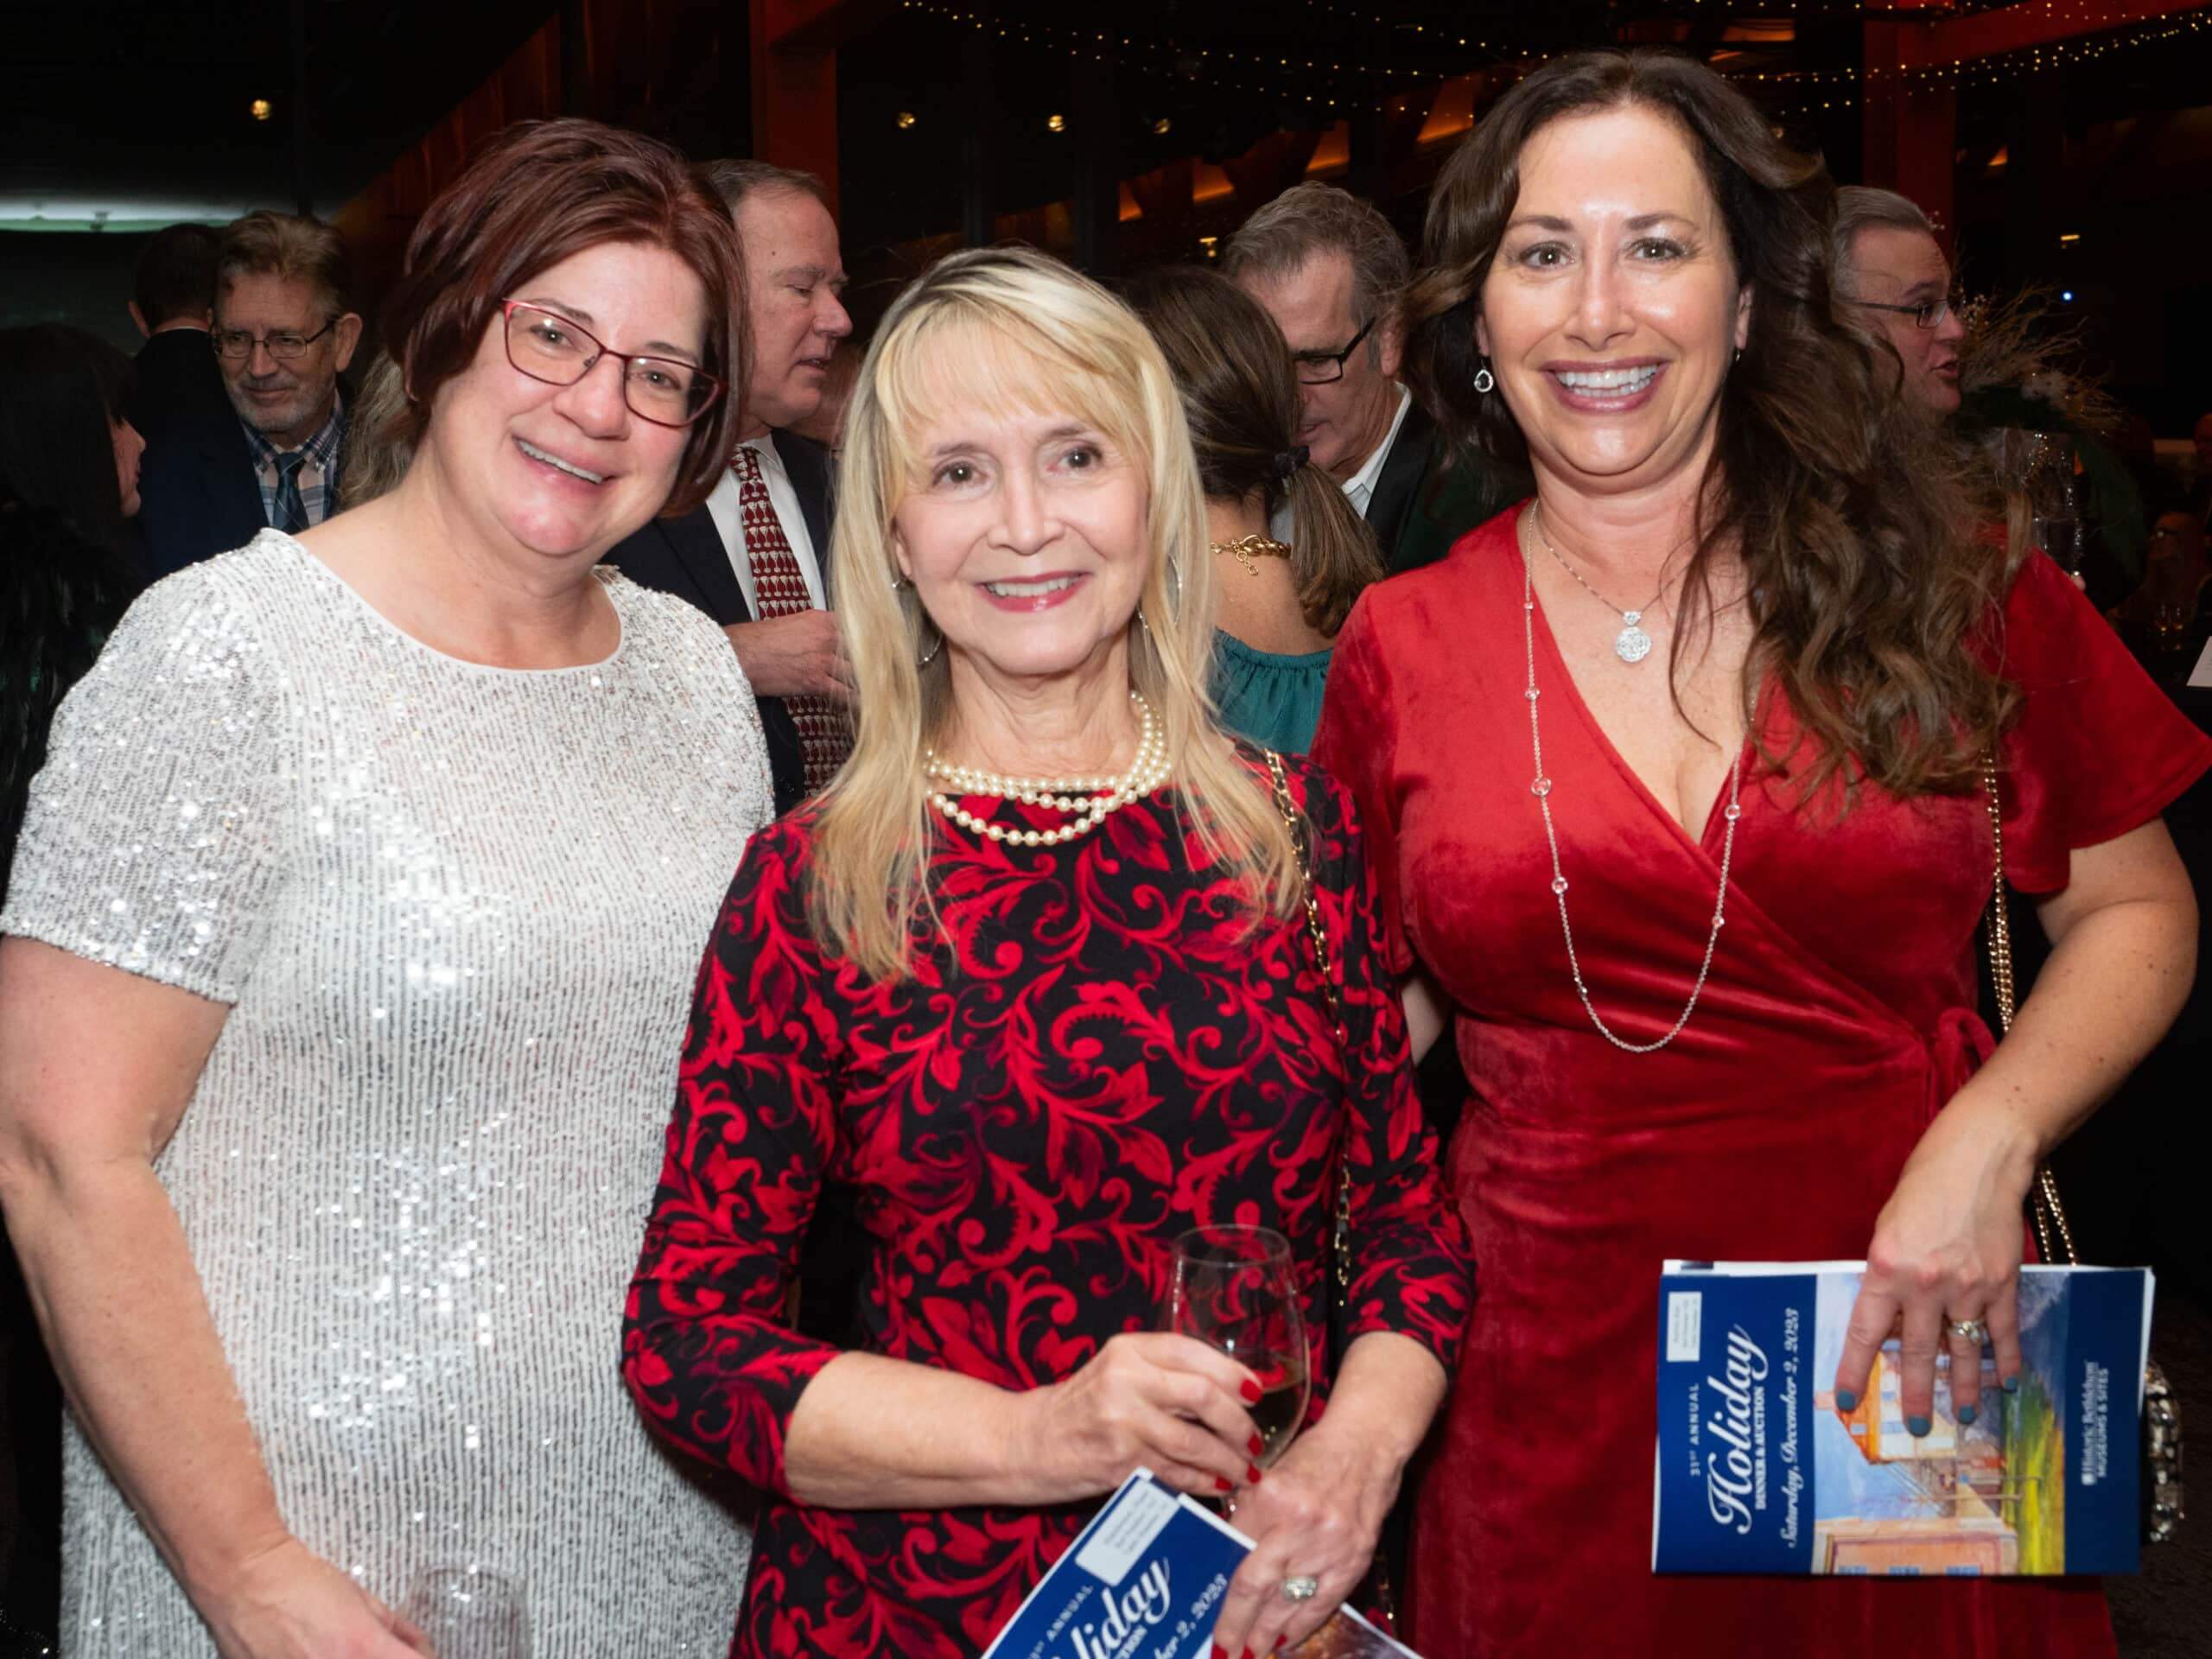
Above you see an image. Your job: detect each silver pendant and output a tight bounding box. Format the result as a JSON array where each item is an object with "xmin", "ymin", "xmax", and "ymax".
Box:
[{"xmin": 1615, "ymin": 612, "xmax": 1655, "ymax": 664}]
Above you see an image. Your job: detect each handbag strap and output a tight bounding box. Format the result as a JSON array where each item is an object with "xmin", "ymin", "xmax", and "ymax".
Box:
[
  {"xmin": 1263, "ymin": 751, "xmax": 1353, "ymax": 1306},
  {"xmin": 1980, "ymin": 753, "xmax": 2079, "ymax": 1268}
]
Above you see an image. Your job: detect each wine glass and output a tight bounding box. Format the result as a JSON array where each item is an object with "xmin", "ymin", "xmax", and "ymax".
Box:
[
  {"xmin": 1163, "ymin": 1224, "xmax": 1310, "ymax": 1494},
  {"xmin": 400, "ymin": 1567, "xmax": 531, "ymax": 1659}
]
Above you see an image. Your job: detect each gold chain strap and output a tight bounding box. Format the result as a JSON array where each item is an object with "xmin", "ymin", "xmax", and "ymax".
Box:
[
  {"xmin": 1982, "ymin": 754, "xmax": 2181, "ymax": 1543},
  {"xmin": 1264, "ymin": 750, "xmax": 1404, "ymax": 1618},
  {"xmin": 1979, "ymin": 755, "xmax": 2077, "ymax": 1267},
  {"xmin": 1265, "ymin": 752, "xmax": 1353, "ymax": 1300}
]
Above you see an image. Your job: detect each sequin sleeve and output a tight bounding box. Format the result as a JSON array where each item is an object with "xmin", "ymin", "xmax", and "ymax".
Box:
[
  {"xmin": 1288, "ymin": 757, "xmax": 1473, "ymax": 1373},
  {"xmin": 0, "ymin": 567, "xmax": 282, "ymax": 1002},
  {"xmin": 624, "ymin": 819, "xmax": 844, "ymax": 1499}
]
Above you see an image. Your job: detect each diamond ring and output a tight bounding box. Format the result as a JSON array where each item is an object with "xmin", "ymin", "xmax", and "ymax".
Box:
[
  {"xmin": 1946, "ymin": 1317, "xmax": 1989, "ymax": 1346},
  {"xmin": 1281, "ymin": 1574, "xmax": 1321, "ymax": 1603}
]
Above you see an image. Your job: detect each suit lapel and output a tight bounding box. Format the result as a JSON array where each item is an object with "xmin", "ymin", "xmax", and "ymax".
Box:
[
  {"xmin": 662, "ymin": 505, "xmax": 754, "ymax": 625},
  {"xmin": 1361, "ymin": 400, "xmax": 1438, "ymax": 573}
]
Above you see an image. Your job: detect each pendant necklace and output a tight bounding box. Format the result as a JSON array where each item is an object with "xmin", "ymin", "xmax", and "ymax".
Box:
[
  {"xmin": 1529, "ymin": 504, "xmax": 1669, "ymax": 665},
  {"xmin": 1519, "ymin": 529, "xmax": 1751, "ymax": 1054}
]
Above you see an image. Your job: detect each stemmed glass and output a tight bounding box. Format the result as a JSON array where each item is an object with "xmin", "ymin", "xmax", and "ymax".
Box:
[
  {"xmin": 1163, "ymin": 1224, "xmax": 1311, "ymax": 1505},
  {"xmin": 400, "ymin": 1567, "xmax": 531, "ymax": 1659}
]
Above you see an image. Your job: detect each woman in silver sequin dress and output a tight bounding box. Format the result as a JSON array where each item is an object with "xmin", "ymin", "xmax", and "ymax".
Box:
[{"xmin": 0, "ymin": 121, "xmax": 773, "ymax": 1658}]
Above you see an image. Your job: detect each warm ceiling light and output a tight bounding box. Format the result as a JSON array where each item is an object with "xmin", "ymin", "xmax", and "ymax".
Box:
[
  {"xmin": 1152, "ymin": 117, "xmax": 1172, "ymax": 136},
  {"xmin": 2058, "ymin": 231, "xmax": 2081, "ymax": 244},
  {"xmin": 250, "ymin": 99, "xmax": 273, "ymax": 122},
  {"xmin": 895, "ymin": 111, "xmax": 918, "ymax": 130},
  {"xmin": 1046, "ymin": 113, "xmax": 1066, "ymax": 133}
]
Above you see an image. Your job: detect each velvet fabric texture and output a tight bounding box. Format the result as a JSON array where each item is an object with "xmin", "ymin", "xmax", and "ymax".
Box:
[{"xmin": 1313, "ymin": 502, "xmax": 2212, "ymax": 1658}]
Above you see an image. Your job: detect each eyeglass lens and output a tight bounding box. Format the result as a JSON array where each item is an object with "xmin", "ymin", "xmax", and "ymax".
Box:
[{"xmin": 504, "ymin": 304, "xmax": 713, "ymax": 427}]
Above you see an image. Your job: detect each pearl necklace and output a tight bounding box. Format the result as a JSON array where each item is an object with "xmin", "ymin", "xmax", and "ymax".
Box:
[
  {"xmin": 1520, "ymin": 537, "xmax": 1749, "ymax": 1054},
  {"xmin": 925, "ymin": 692, "xmax": 1172, "ymax": 848}
]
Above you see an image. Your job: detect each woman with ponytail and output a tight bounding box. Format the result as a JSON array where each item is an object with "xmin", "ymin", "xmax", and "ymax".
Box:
[{"xmin": 1129, "ymin": 265, "xmax": 1385, "ymax": 752}]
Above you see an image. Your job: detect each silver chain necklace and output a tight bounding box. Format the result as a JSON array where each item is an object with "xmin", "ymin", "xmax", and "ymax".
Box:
[
  {"xmin": 1529, "ymin": 503, "xmax": 1669, "ymax": 665},
  {"xmin": 1520, "ymin": 535, "xmax": 1748, "ymax": 1054}
]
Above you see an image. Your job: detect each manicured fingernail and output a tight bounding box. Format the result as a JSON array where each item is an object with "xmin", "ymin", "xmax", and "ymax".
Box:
[
  {"xmin": 1240, "ymin": 1379, "xmax": 1262, "ymax": 1402},
  {"xmin": 1906, "ymin": 1414, "xmax": 1932, "ymax": 1438},
  {"xmin": 1247, "ymin": 1463, "xmax": 1263, "ymax": 1484},
  {"xmin": 1212, "ymin": 1648, "xmax": 1227, "ymax": 1659},
  {"xmin": 1243, "ymin": 1649, "xmax": 1257, "ymax": 1659},
  {"xmin": 1958, "ymin": 1403, "xmax": 1977, "ymax": 1426},
  {"xmin": 1835, "ymin": 1389, "xmax": 1858, "ymax": 1412},
  {"xmin": 1248, "ymin": 1433, "xmax": 1264, "ymax": 1456},
  {"xmin": 1214, "ymin": 1476, "xmax": 1233, "ymax": 1492},
  {"xmin": 2003, "ymin": 1374, "xmax": 2020, "ymax": 1394}
]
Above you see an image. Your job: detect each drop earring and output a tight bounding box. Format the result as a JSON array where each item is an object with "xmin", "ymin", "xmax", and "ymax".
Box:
[{"xmin": 1472, "ymin": 360, "xmax": 1496, "ymax": 395}]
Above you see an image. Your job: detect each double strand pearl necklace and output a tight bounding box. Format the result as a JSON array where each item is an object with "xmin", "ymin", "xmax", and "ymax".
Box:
[
  {"xmin": 1520, "ymin": 532, "xmax": 1750, "ymax": 1054},
  {"xmin": 925, "ymin": 691, "xmax": 1172, "ymax": 848}
]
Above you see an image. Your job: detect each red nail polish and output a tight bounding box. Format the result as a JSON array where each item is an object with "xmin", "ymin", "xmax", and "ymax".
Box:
[
  {"xmin": 1240, "ymin": 1379, "xmax": 1262, "ymax": 1402},
  {"xmin": 1242, "ymin": 1649, "xmax": 1257, "ymax": 1659},
  {"xmin": 1247, "ymin": 1433, "xmax": 1263, "ymax": 1456},
  {"xmin": 1247, "ymin": 1463, "xmax": 1262, "ymax": 1484},
  {"xmin": 1214, "ymin": 1475, "xmax": 1232, "ymax": 1492},
  {"xmin": 1211, "ymin": 1649, "xmax": 1227, "ymax": 1659}
]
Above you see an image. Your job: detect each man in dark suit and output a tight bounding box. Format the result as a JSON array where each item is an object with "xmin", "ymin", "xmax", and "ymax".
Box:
[
  {"xmin": 1226, "ymin": 182, "xmax": 1523, "ymax": 575},
  {"xmin": 137, "ymin": 212, "xmax": 361, "ymax": 577},
  {"xmin": 608, "ymin": 161, "xmax": 854, "ymax": 816},
  {"xmin": 126, "ymin": 224, "xmax": 232, "ymax": 449}
]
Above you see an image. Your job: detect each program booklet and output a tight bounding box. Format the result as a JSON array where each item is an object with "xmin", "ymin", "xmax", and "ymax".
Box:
[
  {"xmin": 1652, "ymin": 1261, "xmax": 2153, "ymax": 1577},
  {"xmin": 981, "ymin": 1469, "xmax": 1420, "ymax": 1659}
]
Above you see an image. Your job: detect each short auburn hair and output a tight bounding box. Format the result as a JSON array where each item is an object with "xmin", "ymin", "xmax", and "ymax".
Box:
[{"xmin": 381, "ymin": 118, "xmax": 747, "ymax": 517}]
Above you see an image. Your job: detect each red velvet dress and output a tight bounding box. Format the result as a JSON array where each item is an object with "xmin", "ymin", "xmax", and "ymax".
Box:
[{"xmin": 1311, "ymin": 504, "xmax": 2212, "ymax": 1659}]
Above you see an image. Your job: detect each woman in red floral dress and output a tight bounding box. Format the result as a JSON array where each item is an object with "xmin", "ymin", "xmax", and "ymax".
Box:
[{"xmin": 624, "ymin": 247, "xmax": 1471, "ymax": 1659}]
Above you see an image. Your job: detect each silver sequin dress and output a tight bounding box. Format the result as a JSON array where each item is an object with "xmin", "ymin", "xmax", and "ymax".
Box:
[{"xmin": 0, "ymin": 531, "xmax": 774, "ymax": 1656}]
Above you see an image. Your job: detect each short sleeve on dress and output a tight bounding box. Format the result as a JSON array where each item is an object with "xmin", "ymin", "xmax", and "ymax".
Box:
[
  {"xmin": 0, "ymin": 568, "xmax": 281, "ymax": 1002},
  {"xmin": 1994, "ymin": 552, "xmax": 2212, "ymax": 893},
  {"xmin": 1309, "ymin": 594, "xmax": 1414, "ymax": 976}
]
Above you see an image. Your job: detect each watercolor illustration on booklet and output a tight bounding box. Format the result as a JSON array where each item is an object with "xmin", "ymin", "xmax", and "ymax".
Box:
[{"xmin": 1652, "ymin": 1261, "xmax": 2154, "ymax": 1577}]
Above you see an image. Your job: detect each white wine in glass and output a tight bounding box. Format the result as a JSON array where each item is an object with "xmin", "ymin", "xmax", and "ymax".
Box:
[{"xmin": 1163, "ymin": 1224, "xmax": 1311, "ymax": 1471}]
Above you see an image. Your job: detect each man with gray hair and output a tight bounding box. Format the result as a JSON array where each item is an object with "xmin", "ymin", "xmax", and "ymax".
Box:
[
  {"xmin": 138, "ymin": 211, "xmax": 362, "ymax": 575},
  {"xmin": 610, "ymin": 160, "xmax": 852, "ymax": 814},
  {"xmin": 1831, "ymin": 186, "xmax": 1966, "ymax": 416},
  {"xmin": 1226, "ymin": 181, "xmax": 1519, "ymax": 574}
]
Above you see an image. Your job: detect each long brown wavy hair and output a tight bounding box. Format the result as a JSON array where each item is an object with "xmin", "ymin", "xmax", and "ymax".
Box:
[
  {"xmin": 1127, "ymin": 266, "xmax": 1385, "ymax": 635},
  {"xmin": 1406, "ymin": 48, "xmax": 2016, "ymax": 801}
]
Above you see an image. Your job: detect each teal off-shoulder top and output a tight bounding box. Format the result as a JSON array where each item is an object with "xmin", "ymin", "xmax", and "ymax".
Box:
[{"xmin": 1209, "ymin": 631, "xmax": 1334, "ymax": 754}]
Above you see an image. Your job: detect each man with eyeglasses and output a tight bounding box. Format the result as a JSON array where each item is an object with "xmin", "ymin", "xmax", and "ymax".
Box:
[
  {"xmin": 1831, "ymin": 187, "xmax": 1966, "ymax": 416},
  {"xmin": 138, "ymin": 212, "xmax": 362, "ymax": 576},
  {"xmin": 1225, "ymin": 182, "xmax": 1522, "ymax": 575}
]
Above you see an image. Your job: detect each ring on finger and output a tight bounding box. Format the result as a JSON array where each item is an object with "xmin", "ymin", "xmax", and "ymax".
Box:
[
  {"xmin": 1281, "ymin": 1574, "xmax": 1321, "ymax": 1603},
  {"xmin": 1946, "ymin": 1316, "xmax": 1988, "ymax": 1346}
]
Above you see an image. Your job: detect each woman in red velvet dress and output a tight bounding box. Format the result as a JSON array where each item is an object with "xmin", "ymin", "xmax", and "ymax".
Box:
[
  {"xmin": 1313, "ymin": 50, "xmax": 2209, "ymax": 1658},
  {"xmin": 624, "ymin": 248, "xmax": 1471, "ymax": 1659}
]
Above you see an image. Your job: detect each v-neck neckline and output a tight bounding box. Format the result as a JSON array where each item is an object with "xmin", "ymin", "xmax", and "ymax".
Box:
[{"xmin": 1509, "ymin": 503, "xmax": 1763, "ymax": 858}]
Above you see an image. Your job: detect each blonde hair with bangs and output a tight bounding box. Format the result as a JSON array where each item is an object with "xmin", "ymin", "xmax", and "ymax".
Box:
[{"xmin": 808, "ymin": 246, "xmax": 1300, "ymax": 982}]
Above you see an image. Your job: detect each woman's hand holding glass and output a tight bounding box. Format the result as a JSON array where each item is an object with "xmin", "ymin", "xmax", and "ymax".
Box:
[
  {"xmin": 1008, "ymin": 1332, "xmax": 1264, "ymax": 1504},
  {"xmin": 200, "ymin": 1535, "xmax": 429, "ymax": 1659}
]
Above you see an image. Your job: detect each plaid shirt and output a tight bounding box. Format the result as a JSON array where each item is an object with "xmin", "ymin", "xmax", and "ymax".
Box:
[{"xmin": 242, "ymin": 387, "xmax": 348, "ymax": 531}]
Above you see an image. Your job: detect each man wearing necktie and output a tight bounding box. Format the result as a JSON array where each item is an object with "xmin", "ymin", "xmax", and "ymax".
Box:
[
  {"xmin": 137, "ymin": 212, "xmax": 361, "ymax": 576},
  {"xmin": 610, "ymin": 161, "xmax": 853, "ymax": 813}
]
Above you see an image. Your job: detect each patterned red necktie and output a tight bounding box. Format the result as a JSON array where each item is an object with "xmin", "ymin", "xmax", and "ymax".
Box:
[{"xmin": 732, "ymin": 445, "xmax": 851, "ymax": 791}]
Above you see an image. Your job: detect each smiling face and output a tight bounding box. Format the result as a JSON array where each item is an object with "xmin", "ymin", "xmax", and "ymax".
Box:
[
  {"xmin": 887, "ymin": 342, "xmax": 1152, "ymax": 692},
  {"xmin": 417, "ymin": 239, "xmax": 708, "ymax": 563},
  {"xmin": 1844, "ymin": 224, "xmax": 1964, "ymax": 415},
  {"xmin": 1477, "ymin": 102, "xmax": 1750, "ymax": 499},
  {"xmin": 735, "ymin": 188, "xmax": 852, "ymax": 438},
  {"xmin": 214, "ymin": 270, "xmax": 362, "ymax": 448}
]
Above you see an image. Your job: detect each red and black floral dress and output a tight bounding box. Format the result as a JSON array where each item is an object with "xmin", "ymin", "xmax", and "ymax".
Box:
[{"xmin": 623, "ymin": 754, "xmax": 1472, "ymax": 1658}]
